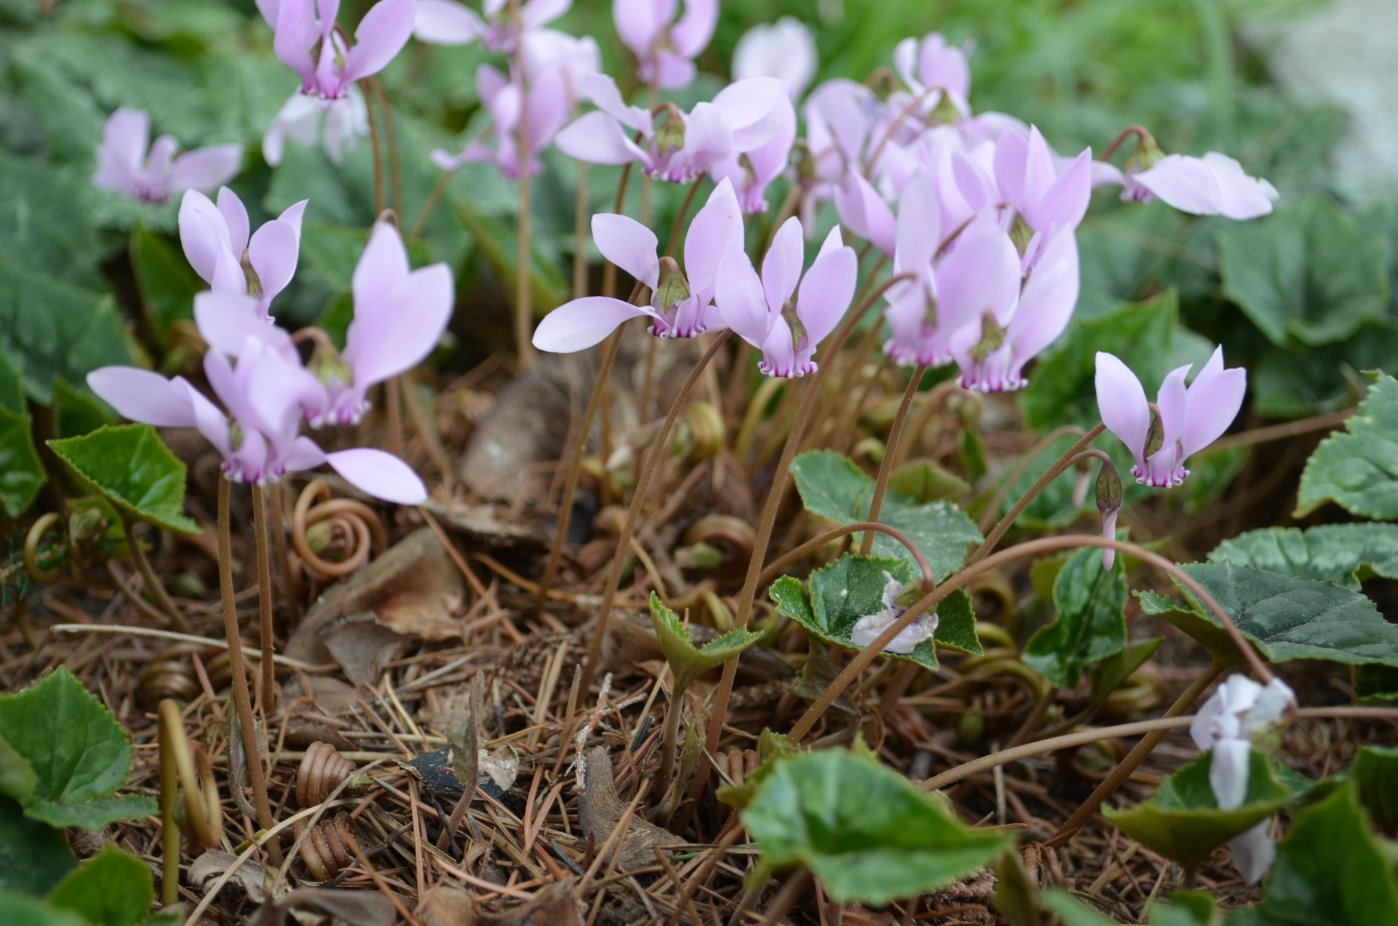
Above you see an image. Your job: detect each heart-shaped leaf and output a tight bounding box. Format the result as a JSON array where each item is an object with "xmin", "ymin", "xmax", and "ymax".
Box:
[
  {"xmin": 1210, "ymin": 523, "xmax": 1398, "ymax": 590},
  {"xmin": 1024, "ymin": 548, "xmax": 1127, "ymax": 689},
  {"xmin": 0, "ymin": 799, "xmax": 74, "ymax": 895},
  {"xmin": 47, "ymin": 845, "xmax": 154, "ymax": 926},
  {"xmin": 47, "ymin": 425, "xmax": 197, "ymax": 534},
  {"xmin": 649, "ymin": 592, "xmax": 761, "ymax": 688},
  {"xmin": 1295, "ymin": 373, "xmax": 1398, "ymax": 519}
]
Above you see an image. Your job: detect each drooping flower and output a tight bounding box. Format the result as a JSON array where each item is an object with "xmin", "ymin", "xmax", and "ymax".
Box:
[
  {"xmin": 258, "ymin": 0, "xmax": 415, "ymax": 101},
  {"xmin": 732, "ymin": 17, "xmax": 817, "ymax": 100},
  {"xmin": 262, "ymin": 88, "xmax": 369, "ymax": 166},
  {"xmin": 556, "ymin": 75, "xmax": 787, "ymax": 185},
  {"xmin": 93, "ymin": 108, "xmax": 241, "ymax": 204},
  {"xmin": 614, "ymin": 0, "xmax": 717, "ymax": 90},
  {"xmin": 179, "ymin": 188, "xmax": 307, "ymax": 320},
  {"xmin": 850, "ymin": 571, "xmax": 938, "ymax": 654},
  {"xmin": 1101, "ymin": 151, "xmax": 1278, "ymax": 220},
  {"xmin": 715, "ymin": 218, "xmax": 857, "ymax": 378},
  {"xmin": 412, "ymin": 0, "xmax": 570, "ymax": 51},
  {"xmin": 431, "ymin": 63, "xmax": 569, "ymax": 176},
  {"xmin": 1094, "ymin": 347, "xmax": 1247, "ymax": 488},
  {"xmin": 893, "ymin": 33, "xmax": 971, "ymax": 117},
  {"xmin": 1189, "ymin": 674, "xmax": 1295, "ymax": 884},
  {"xmin": 533, "ymin": 178, "xmax": 744, "ymax": 351}
]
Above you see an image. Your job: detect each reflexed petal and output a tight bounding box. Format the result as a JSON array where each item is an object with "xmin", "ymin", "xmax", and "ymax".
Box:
[
  {"xmin": 412, "ymin": 0, "xmax": 484, "ymax": 44},
  {"xmin": 272, "ymin": 0, "xmax": 319, "ymax": 82},
  {"xmin": 188, "ymin": 387, "xmax": 233, "ymax": 460},
  {"xmin": 342, "ymin": 0, "xmax": 415, "ymax": 83},
  {"xmin": 169, "ymin": 146, "xmax": 242, "ymax": 193},
  {"xmin": 761, "ymin": 216, "xmax": 805, "ymax": 309},
  {"xmin": 680, "ymin": 102, "xmax": 734, "ymax": 170},
  {"xmin": 556, "ymin": 112, "xmax": 647, "ymax": 166},
  {"xmin": 684, "ymin": 178, "xmax": 744, "ymax": 299},
  {"xmin": 1009, "ymin": 230, "xmax": 1079, "ymax": 364},
  {"xmin": 178, "ymin": 190, "xmax": 232, "ymax": 286},
  {"xmin": 712, "ymin": 78, "xmax": 785, "ymax": 152},
  {"xmin": 579, "ymin": 74, "xmax": 650, "ymax": 134},
  {"xmin": 1209, "ymin": 739, "xmax": 1252, "ymax": 811},
  {"xmin": 86, "ymin": 367, "xmax": 196, "ymax": 427},
  {"xmin": 1156, "ymin": 363, "xmax": 1191, "ymax": 451},
  {"xmin": 1100, "ymin": 507, "xmax": 1119, "ymax": 571},
  {"xmin": 894, "ymin": 170, "xmax": 940, "ymax": 273},
  {"xmin": 935, "ymin": 218, "xmax": 1020, "ymax": 332},
  {"xmin": 325, "ymin": 448, "xmax": 427, "ymax": 504},
  {"xmin": 833, "ymin": 173, "xmax": 896, "ymax": 256},
  {"xmin": 1180, "ymin": 346, "xmax": 1246, "ymax": 459},
  {"xmin": 352, "ymin": 221, "xmax": 411, "ymax": 307},
  {"xmin": 522, "ymin": 0, "xmax": 571, "ymax": 30},
  {"xmin": 277, "ymin": 199, "xmax": 309, "ymax": 236},
  {"xmin": 262, "ymin": 94, "xmax": 322, "ymax": 167},
  {"xmin": 795, "ymin": 230, "xmax": 856, "ymax": 346},
  {"xmin": 248, "ymin": 220, "xmax": 301, "ymax": 300},
  {"xmin": 216, "ymin": 187, "xmax": 251, "ymax": 255},
  {"xmin": 715, "ymin": 244, "xmax": 772, "ymax": 349},
  {"xmin": 344, "ymin": 264, "xmax": 454, "ymax": 386},
  {"xmin": 1132, "ymin": 155, "xmax": 1222, "ymax": 216},
  {"xmin": 732, "ymin": 17, "xmax": 816, "ymax": 100},
  {"xmin": 592, "ymin": 214, "xmax": 660, "ymax": 290},
  {"xmin": 1242, "ymin": 678, "xmax": 1295, "ymax": 739},
  {"xmin": 94, "ymin": 108, "xmax": 150, "ymax": 193},
  {"xmin": 759, "ymin": 314, "xmax": 798, "ymax": 376},
  {"xmin": 194, "ymin": 291, "xmax": 291, "ymax": 358},
  {"xmin": 1201, "ymin": 152, "xmax": 1277, "ymax": 220},
  {"xmin": 613, "ymin": 0, "xmax": 667, "ymax": 59},
  {"xmin": 672, "ymin": 0, "xmax": 717, "ymax": 56},
  {"xmin": 1228, "ymin": 822, "xmax": 1276, "ymax": 885},
  {"xmin": 1031, "ymin": 147, "xmax": 1092, "ymax": 233},
  {"xmin": 1094, "ymin": 352, "xmax": 1150, "ymax": 462},
  {"xmin": 532, "ymin": 297, "xmax": 651, "ymax": 352}
]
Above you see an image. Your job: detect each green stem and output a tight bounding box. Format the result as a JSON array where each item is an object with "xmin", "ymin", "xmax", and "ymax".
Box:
[{"xmin": 860, "ymin": 365, "xmax": 925, "ymax": 555}]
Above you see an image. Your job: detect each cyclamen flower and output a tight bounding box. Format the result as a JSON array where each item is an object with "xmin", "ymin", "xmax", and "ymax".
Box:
[
  {"xmin": 93, "ymin": 109, "xmax": 241, "ymax": 204},
  {"xmin": 258, "ymin": 0, "xmax": 415, "ymax": 101},
  {"xmin": 432, "ymin": 64, "xmax": 569, "ymax": 176},
  {"xmin": 1095, "ymin": 347, "xmax": 1246, "ymax": 488},
  {"xmin": 413, "ymin": 0, "xmax": 570, "ymax": 51},
  {"xmin": 733, "ymin": 17, "xmax": 817, "ymax": 100},
  {"xmin": 1189, "ymin": 675, "xmax": 1295, "ymax": 884},
  {"xmin": 706, "ymin": 91, "xmax": 796, "ymax": 213},
  {"xmin": 179, "ymin": 188, "xmax": 307, "ymax": 320},
  {"xmin": 263, "ymin": 89, "xmax": 369, "ymax": 166},
  {"xmin": 715, "ymin": 218, "xmax": 857, "ymax": 378},
  {"xmin": 615, "ymin": 0, "xmax": 717, "ymax": 90},
  {"xmin": 533, "ymin": 178, "xmax": 743, "ymax": 351},
  {"xmin": 850, "ymin": 572, "xmax": 938, "ymax": 654},
  {"xmin": 1101, "ymin": 151, "xmax": 1278, "ymax": 220},
  {"xmin": 557, "ymin": 75, "xmax": 787, "ymax": 185},
  {"xmin": 992, "ymin": 126, "xmax": 1092, "ymax": 257},
  {"xmin": 893, "ymin": 33, "xmax": 971, "ymax": 117}
]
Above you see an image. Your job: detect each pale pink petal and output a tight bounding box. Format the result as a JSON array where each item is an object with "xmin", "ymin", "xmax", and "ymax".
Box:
[
  {"xmin": 86, "ymin": 368, "xmax": 196, "ymax": 427},
  {"xmin": 715, "ymin": 244, "xmax": 772, "ymax": 349},
  {"xmin": 277, "ymin": 198, "xmax": 309, "ymax": 236},
  {"xmin": 343, "ymin": 0, "xmax": 415, "ymax": 82},
  {"xmin": 412, "ymin": 0, "xmax": 484, "ymax": 44},
  {"xmin": 169, "ymin": 146, "xmax": 242, "ymax": 193},
  {"xmin": 711, "ymin": 78, "xmax": 785, "ymax": 152},
  {"xmin": 1031, "ymin": 147, "xmax": 1092, "ymax": 233},
  {"xmin": 555, "ymin": 112, "xmax": 647, "ymax": 166},
  {"xmin": 1094, "ymin": 352, "xmax": 1150, "ymax": 463},
  {"xmin": 1201, "ymin": 152, "xmax": 1277, "ymax": 220},
  {"xmin": 579, "ymin": 74, "xmax": 651, "ymax": 134},
  {"xmin": 194, "ymin": 291, "xmax": 293, "ymax": 358},
  {"xmin": 248, "ymin": 219, "xmax": 301, "ymax": 301},
  {"xmin": 521, "ymin": 0, "xmax": 570, "ymax": 30},
  {"xmin": 1209, "ymin": 739, "xmax": 1252, "ymax": 811},
  {"xmin": 761, "ymin": 216, "xmax": 805, "ymax": 309},
  {"xmin": 216, "ymin": 187, "xmax": 250, "ymax": 255},
  {"xmin": 833, "ymin": 173, "xmax": 896, "ymax": 256},
  {"xmin": 759, "ymin": 314, "xmax": 799, "ymax": 376},
  {"xmin": 532, "ymin": 297, "xmax": 652, "ymax": 352},
  {"xmin": 94, "ymin": 108, "xmax": 150, "ymax": 193},
  {"xmin": 1133, "ymin": 155, "xmax": 1223, "ymax": 215},
  {"xmin": 732, "ymin": 17, "xmax": 817, "ymax": 100},
  {"xmin": 894, "ymin": 170, "xmax": 940, "ymax": 273},
  {"xmin": 1008, "ymin": 230, "xmax": 1079, "ymax": 366},
  {"xmin": 344, "ymin": 264, "xmax": 454, "ymax": 386},
  {"xmin": 325, "ymin": 448, "xmax": 427, "ymax": 504},
  {"xmin": 1156, "ymin": 363, "xmax": 1191, "ymax": 452},
  {"xmin": 272, "ymin": 0, "xmax": 320, "ymax": 83},
  {"xmin": 1228, "ymin": 822, "xmax": 1275, "ymax": 885},
  {"xmin": 671, "ymin": 0, "xmax": 717, "ymax": 56},
  {"xmin": 795, "ymin": 230, "xmax": 856, "ymax": 346},
  {"xmin": 1180, "ymin": 347, "xmax": 1246, "ymax": 459},
  {"xmin": 613, "ymin": 0, "xmax": 667, "ymax": 60},
  {"xmin": 352, "ymin": 222, "xmax": 410, "ymax": 307},
  {"xmin": 679, "ymin": 103, "xmax": 734, "ymax": 171},
  {"xmin": 178, "ymin": 190, "xmax": 233, "ymax": 286},
  {"xmin": 592, "ymin": 213, "xmax": 659, "ymax": 290},
  {"xmin": 683, "ymin": 178, "xmax": 744, "ymax": 299},
  {"xmin": 652, "ymin": 51, "xmax": 697, "ymax": 91},
  {"xmin": 935, "ymin": 218, "xmax": 1020, "ymax": 333}
]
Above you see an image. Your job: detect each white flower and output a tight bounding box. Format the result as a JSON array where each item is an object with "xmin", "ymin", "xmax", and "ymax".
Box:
[{"xmin": 850, "ymin": 572, "xmax": 937, "ymax": 654}]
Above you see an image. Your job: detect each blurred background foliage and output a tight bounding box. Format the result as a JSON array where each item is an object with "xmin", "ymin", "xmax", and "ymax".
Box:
[{"xmin": 0, "ymin": 0, "xmax": 1392, "ymax": 518}]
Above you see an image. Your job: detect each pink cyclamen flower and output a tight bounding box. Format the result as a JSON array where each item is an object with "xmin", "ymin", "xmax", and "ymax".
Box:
[
  {"xmin": 179, "ymin": 188, "xmax": 307, "ymax": 320},
  {"xmin": 706, "ymin": 90, "xmax": 796, "ymax": 213},
  {"xmin": 733, "ymin": 17, "xmax": 817, "ymax": 100},
  {"xmin": 715, "ymin": 218, "xmax": 857, "ymax": 378},
  {"xmin": 992, "ymin": 126, "xmax": 1092, "ymax": 255},
  {"xmin": 1095, "ymin": 346, "xmax": 1247, "ymax": 488},
  {"xmin": 93, "ymin": 109, "xmax": 241, "ymax": 204},
  {"xmin": 614, "ymin": 0, "xmax": 717, "ymax": 90},
  {"xmin": 431, "ymin": 63, "xmax": 569, "ymax": 177},
  {"xmin": 556, "ymin": 75, "xmax": 787, "ymax": 185},
  {"xmin": 258, "ymin": 0, "xmax": 415, "ymax": 101},
  {"xmin": 412, "ymin": 0, "xmax": 570, "ymax": 51},
  {"xmin": 893, "ymin": 33, "xmax": 971, "ymax": 117},
  {"xmin": 1189, "ymin": 675, "xmax": 1295, "ymax": 884},
  {"xmin": 263, "ymin": 88, "xmax": 369, "ymax": 166},
  {"xmin": 533, "ymin": 178, "xmax": 744, "ymax": 351},
  {"xmin": 850, "ymin": 572, "xmax": 938, "ymax": 654},
  {"xmin": 1102, "ymin": 151, "xmax": 1278, "ymax": 220}
]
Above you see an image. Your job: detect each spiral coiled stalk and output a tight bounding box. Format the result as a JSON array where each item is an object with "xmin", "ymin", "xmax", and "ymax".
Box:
[
  {"xmin": 158, "ymin": 699, "xmax": 224, "ymax": 906},
  {"xmin": 290, "ymin": 481, "xmax": 387, "ymax": 582},
  {"xmin": 138, "ymin": 647, "xmax": 233, "ymax": 708},
  {"xmin": 296, "ymin": 742, "xmax": 357, "ymax": 808},
  {"xmin": 298, "ymin": 813, "xmax": 359, "ymax": 881}
]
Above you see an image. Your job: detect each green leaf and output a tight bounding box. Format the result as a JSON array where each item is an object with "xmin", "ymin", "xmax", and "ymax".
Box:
[
  {"xmin": 1244, "ymin": 783, "xmax": 1398, "ymax": 926},
  {"xmin": 789, "ymin": 450, "xmax": 982, "ymax": 580},
  {"xmin": 1251, "ymin": 322, "xmax": 1398, "ymax": 419},
  {"xmin": 0, "ymin": 799, "xmax": 75, "ymax": 895},
  {"xmin": 47, "ymin": 425, "xmax": 198, "ymax": 534},
  {"xmin": 0, "ymin": 736, "xmax": 37, "ymax": 803},
  {"xmin": 1103, "ymin": 749, "xmax": 1292, "ymax": 871},
  {"xmin": 742, "ymin": 748, "xmax": 1013, "ymax": 905},
  {"xmin": 129, "ymin": 225, "xmax": 202, "ymax": 342},
  {"xmin": 1217, "ymin": 196, "xmax": 1390, "ymax": 348},
  {"xmin": 1148, "ymin": 891, "xmax": 1221, "ymax": 926},
  {"xmin": 1023, "ymin": 549, "xmax": 1127, "ymax": 689},
  {"xmin": 1039, "ymin": 889, "xmax": 1122, "ymax": 925},
  {"xmin": 770, "ymin": 556, "xmax": 980, "ymax": 672},
  {"xmin": 0, "ymin": 668, "xmax": 148, "ymax": 828},
  {"xmin": 22, "ymin": 794, "xmax": 158, "ymax": 831},
  {"xmin": 1357, "ymin": 665, "xmax": 1398, "ymax": 704},
  {"xmin": 715, "ymin": 728, "xmax": 798, "ymax": 812},
  {"xmin": 1352, "ymin": 746, "xmax": 1398, "ymax": 831},
  {"xmin": 1295, "ymin": 373, "xmax": 1398, "ymax": 519},
  {"xmin": 0, "ymin": 348, "xmax": 25, "ymax": 415},
  {"xmin": 52, "ymin": 378, "xmax": 115, "ymax": 440},
  {"xmin": 0, "ymin": 151, "xmax": 102, "ymax": 290},
  {"xmin": 0, "ymin": 406, "xmax": 46, "ymax": 518},
  {"xmin": 1019, "ymin": 290, "xmax": 1178, "ymax": 430},
  {"xmin": 887, "ymin": 460, "xmax": 970, "ymax": 503},
  {"xmin": 0, "ymin": 258, "xmax": 134, "ymax": 405},
  {"xmin": 1135, "ymin": 563, "xmax": 1398, "ymax": 668},
  {"xmin": 1089, "ymin": 638, "xmax": 1164, "ymax": 710},
  {"xmin": 1209, "ymin": 523, "xmax": 1398, "ymax": 589},
  {"xmin": 649, "ymin": 592, "xmax": 761, "ymax": 687},
  {"xmin": 0, "ymin": 892, "xmax": 88, "ymax": 926},
  {"xmin": 47, "ymin": 846, "xmax": 154, "ymax": 926}
]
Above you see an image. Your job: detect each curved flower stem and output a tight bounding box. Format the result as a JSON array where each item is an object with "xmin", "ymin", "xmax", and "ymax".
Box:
[
  {"xmin": 216, "ymin": 480, "xmax": 278, "ymax": 863},
  {"xmin": 512, "ymin": 39, "xmax": 535, "ymax": 370},
  {"xmin": 1100, "ymin": 124, "xmax": 1152, "ymax": 162},
  {"xmin": 860, "ymin": 365, "xmax": 926, "ymax": 555},
  {"xmin": 573, "ymin": 160, "xmax": 589, "ymax": 298},
  {"xmin": 366, "ymin": 78, "xmax": 403, "ymax": 217},
  {"xmin": 976, "ymin": 426, "xmax": 1086, "ymax": 534},
  {"xmin": 663, "ymin": 178, "xmax": 706, "ymax": 258},
  {"xmin": 121, "ymin": 516, "xmax": 189, "ymax": 632},
  {"xmin": 862, "ymin": 85, "xmax": 942, "ymax": 177},
  {"xmin": 788, "ymin": 534, "xmax": 1275, "ymax": 744},
  {"xmin": 579, "ymin": 331, "xmax": 733, "ymax": 694},
  {"xmin": 885, "ymin": 378, "xmax": 961, "ymax": 469},
  {"xmin": 159, "ymin": 699, "xmax": 223, "ymax": 906},
  {"xmin": 250, "ymin": 485, "xmax": 276, "ymax": 713},
  {"xmin": 359, "ymin": 80, "xmax": 386, "ymax": 215},
  {"xmin": 967, "ymin": 424, "xmax": 1106, "ymax": 565},
  {"xmin": 757, "ymin": 521, "xmax": 934, "ymax": 592},
  {"xmin": 536, "ymin": 328, "xmax": 625, "ymax": 608}
]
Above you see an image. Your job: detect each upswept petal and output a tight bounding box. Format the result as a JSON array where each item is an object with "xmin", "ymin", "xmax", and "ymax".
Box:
[
  {"xmin": 555, "ymin": 112, "xmax": 648, "ymax": 166},
  {"xmin": 1031, "ymin": 147, "xmax": 1092, "ymax": 234},
  {"xmin": 94, "ymin": 108, "xmax": 150, "ymax": 192},
  {"xmin": 1179, "ymin": 346, "xmax": 1246, "ymax": 459},
  {"xmin": 795, "ymin": 228, "xmax": 856, "ymax": 346},
  {"xmin": 277, "ymin": 199, "xmax": 309, "ymax": 236},
  {"xmin": 613, "ymin": 0, "xmax": 667, "ymax": 59},
  {"xmin": 1009, "ymin": 229, "xmax": 1079, "ymax": 363},
  {"xmin": 715, "ymin": 244, "xmax": 772, "ymax": 349},
  {"xmin": 194, "ymin": 291, "xmax": 294, "ymax": 359},
  {"xmin": 732, "ymin": 17, "xmax": 816, "ymax": 100},
  {"xmin": 344, "ymin": 263, "xmax": 454, "ymax": 386},
  {"xmin": 759, "ymin": 314, "xmax": 799, "ymax": 376},
  {"xmin": 833, "ymin": 173, "xmax": 896, "ymax": 256},
  {"xmin": 325, "ymin": 448, "xmax": 428, "ymax": 504},
  {"xmin": 532, "ymin": 297, "xmax": 651, "ymax": 352},
  {"xmin": 216, "ymin": 187, "xmax": 251, "ymax": 255},
  {"xmin": 413, "ymin": 0, "xmax": 484, "ymax": 44},
  {"xmin": 179, "ymin": 190, "xmax": 233, "ymax": 286},
  {"xmin": 352, "ymin": 221, "xmax": 411, "ymax": 308},
  {"xmin": 711, "ymin": 78, "xmax": 785, "ymax": 152},
  {"xmin": 592, "ymin": 214, "xmax": 660, "ymax": 290},
  {"xmin": 1228, "ymin": 822, "xmax": 1276, "ymax": 886},
  {"xmin": 761, "ymin": 216, "xmax": 805, "ymax": 310},
  {"xmin": 679, "ymin": 103, "xmax": 734, "ymax": 171},
  {"xmin": 169, "ymin": 146, "xmax": 242, "ymax": 193},
  {"xmin": 1201, "ymin": 152, "xmax": 1277, "ymax": 220},
  {"xmin": 342, "ymin": 0, "xmax": 415, "ymax": 83},
  {"xmin": 248, "ymin": 220, "xmax": 301, "ymax": 301},
  {"xmin": 894, "ymin": 170, "xmax": 940, "ymax": 273},
  {"xmin": 272, "ymin": 0, "xmax": 320, "ymax": 83},
  {"xmin": 1209, "ymin": 739, "xmax": 1252, "ymax": 811},
  {"xmin": 1094, "ymin": 352, "xmax": 1150, "ymax": 463},
  {"xmin": 671, "ymin": 0, "xmax": 717, "ymax": 57},
  {"xmin": 579, "ymin": 74, "xmax": 651, "ymax": 134},
  {"xmin": 87, "ymin": 367, "xmax": 196, "ymax": 428},
  {"xmin": 1132, "ymin": 155, "xmax": 1221, "ymax": 215},
  {"xmin": 1155, "ymin": 363, "xmax": 1191, "ymax": 453},
  {"xmin": 522, "ymin": 0, "xmax": 571, "ymax": 31},
  {"xmin": 683, "ymin": 178, "xmax": 744, "ymax": 299},
  {"xmin": 934, "ymin": 218, "xmax": 1020, "ymax": 333}
]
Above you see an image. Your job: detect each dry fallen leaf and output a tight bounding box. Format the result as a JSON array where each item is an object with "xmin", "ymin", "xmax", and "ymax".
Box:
[{"xmin": 578, "ymin": 746, "xmax": 685, "ymax": 872}]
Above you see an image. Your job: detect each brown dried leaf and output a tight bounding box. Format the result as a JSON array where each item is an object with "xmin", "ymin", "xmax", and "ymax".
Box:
[
  {"xmin": 250, "ymin": 887, "xmax": 396, "ymax": 926},
  {"xmin": 578, "ymin": 746, "xmax": 684, "ymax": 872},
  {"xmin": 188, "ymin": 849, "xmax": 274, "ymax": 904}
]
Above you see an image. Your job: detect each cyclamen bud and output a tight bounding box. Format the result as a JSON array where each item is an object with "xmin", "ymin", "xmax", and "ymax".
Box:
[{"xmin": 1096, "ymin": 462, "xmax": 1123, "ymax": 571}]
